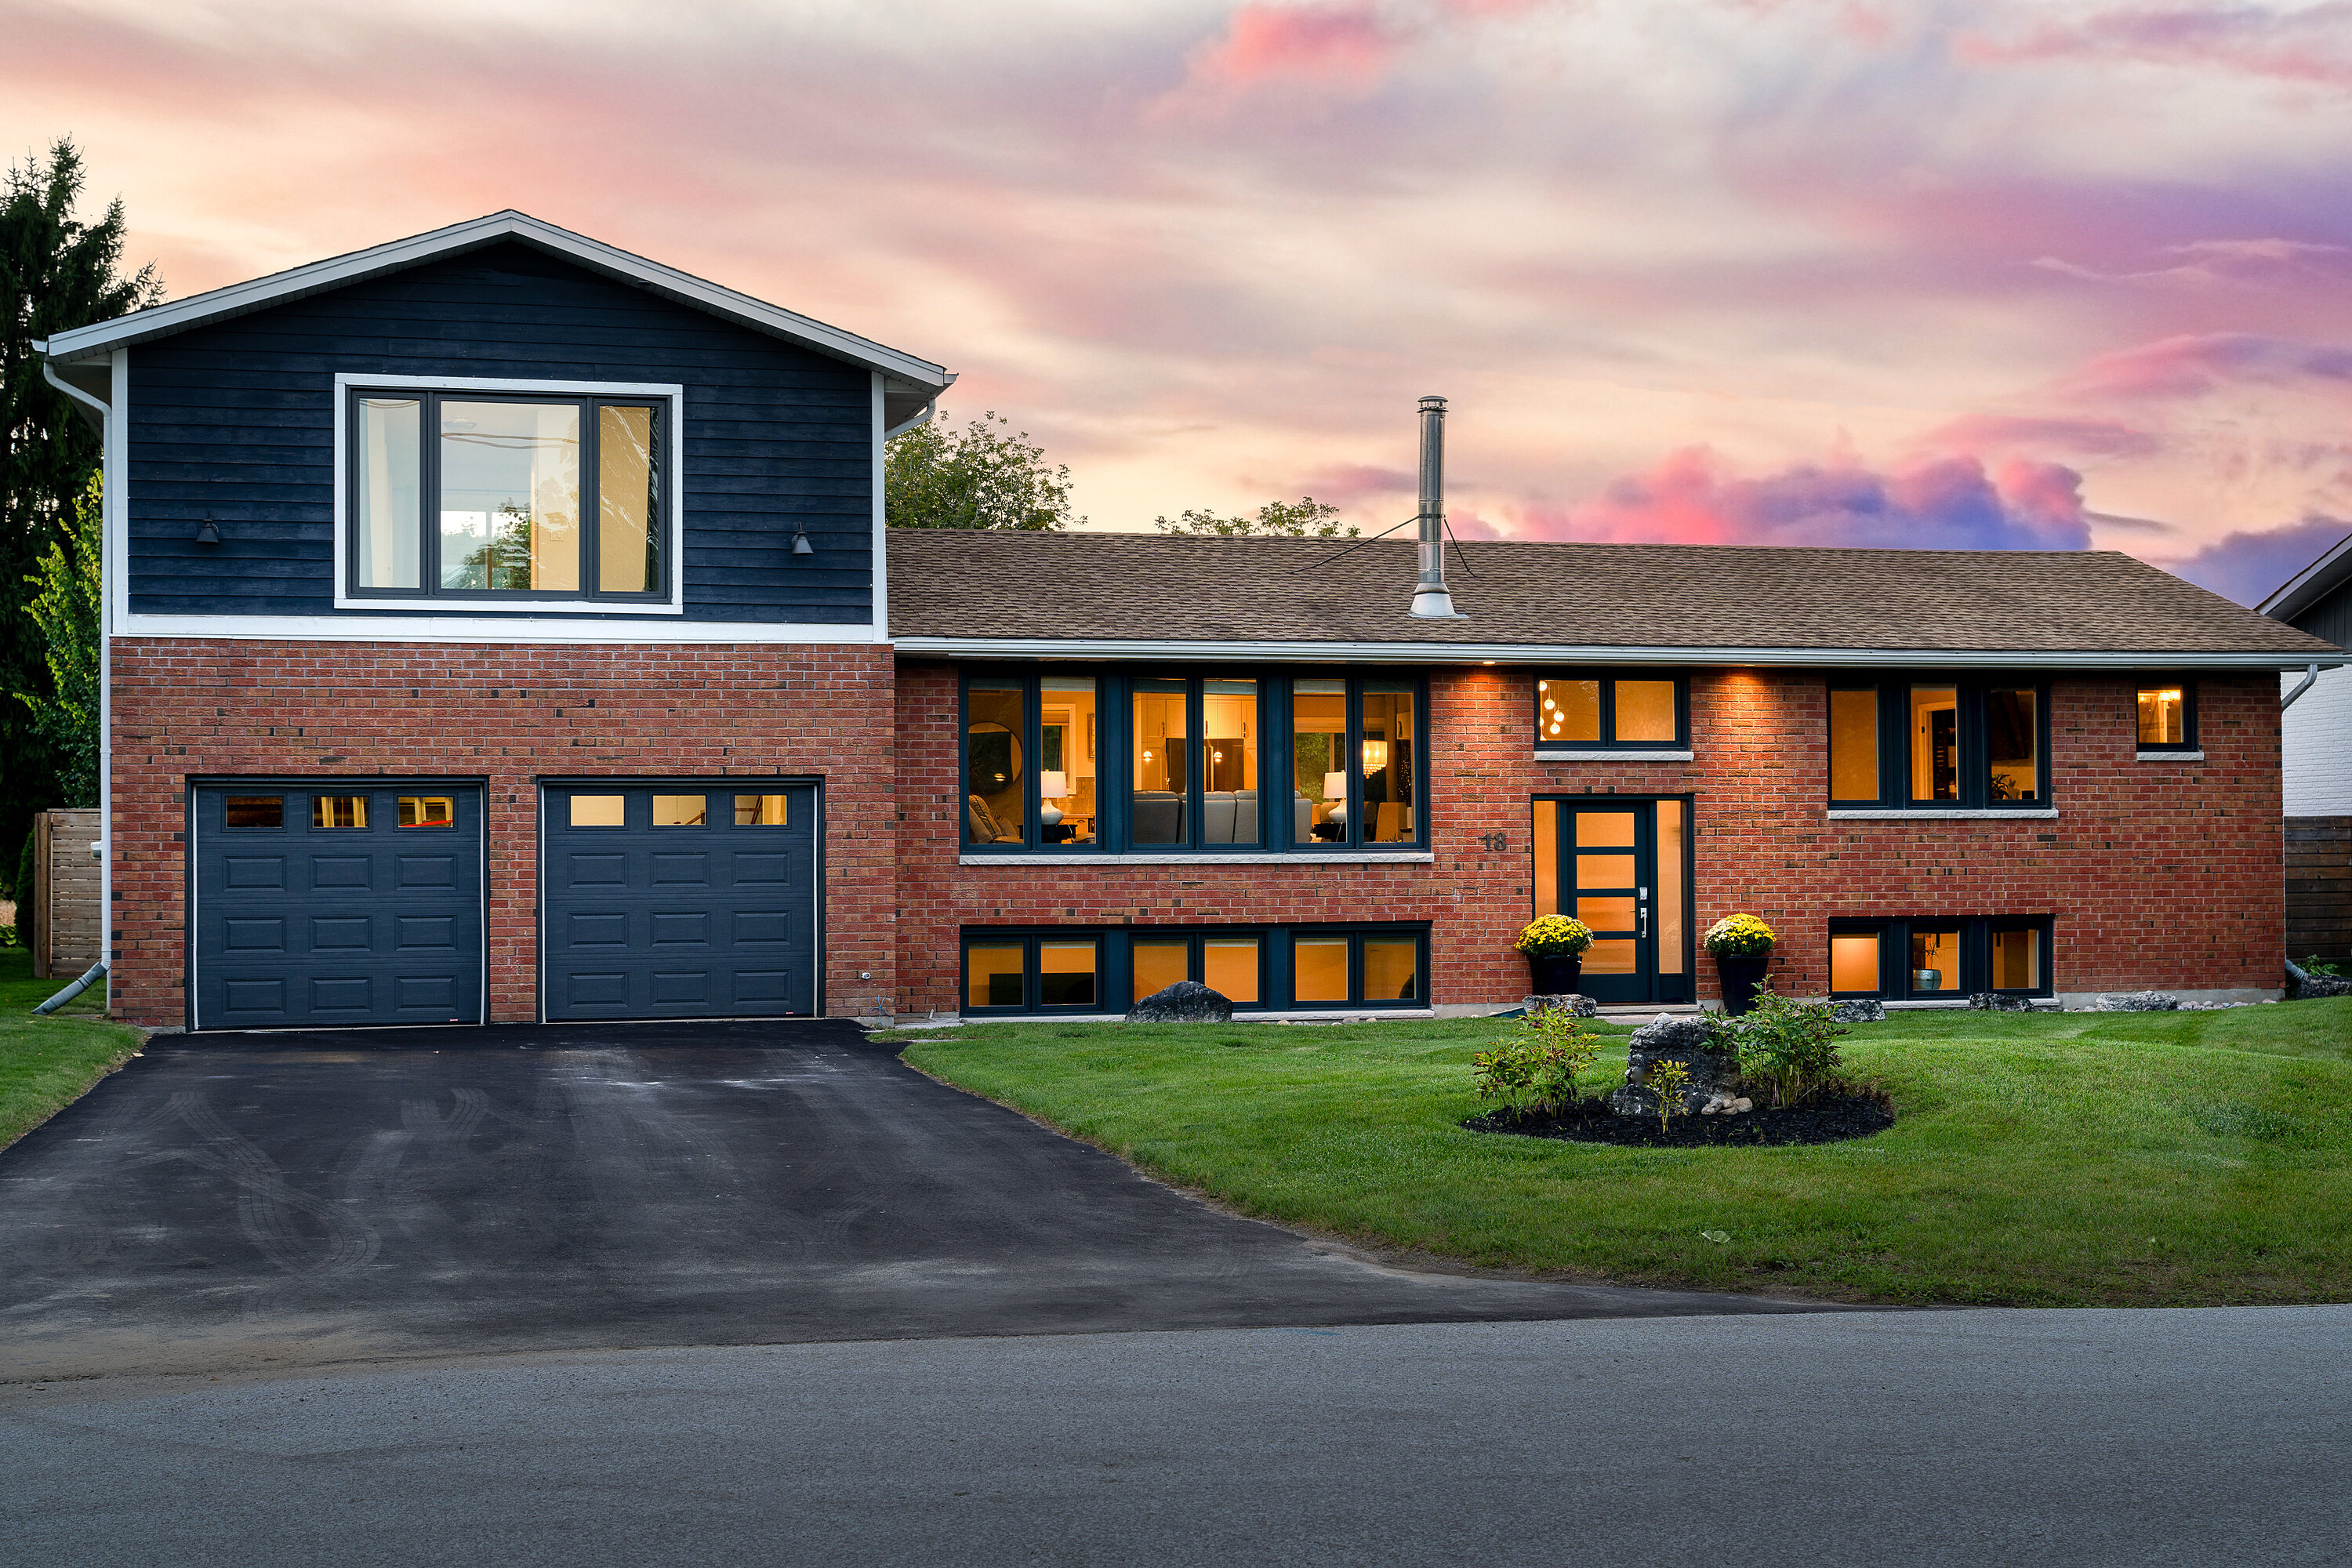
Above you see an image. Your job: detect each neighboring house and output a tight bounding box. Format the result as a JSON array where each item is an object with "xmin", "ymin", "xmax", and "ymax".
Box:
[
  {"xmin": 36, "ymin": 215, "xmax": 2344, "ymax": 1029},
  {"xmin": 2259, "ymin": 531, "xmax": 2352, "ymax": 964}
]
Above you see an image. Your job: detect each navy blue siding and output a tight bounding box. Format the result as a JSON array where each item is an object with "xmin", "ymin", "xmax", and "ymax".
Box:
[{"xmin": 125, "ymin": 243, "xmax": 873, "ymax": 622}]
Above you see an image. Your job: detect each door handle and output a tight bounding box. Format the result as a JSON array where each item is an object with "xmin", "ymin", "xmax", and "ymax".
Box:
[{"xmin": 1639, "ymin": 906, "xmax": 1650, "ymax": 938}]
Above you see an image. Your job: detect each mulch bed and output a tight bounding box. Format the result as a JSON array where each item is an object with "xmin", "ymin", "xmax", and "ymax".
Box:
[{"xmin": 1464, "ymin": 1091, "xmax": 1893, "ymax": 1148}]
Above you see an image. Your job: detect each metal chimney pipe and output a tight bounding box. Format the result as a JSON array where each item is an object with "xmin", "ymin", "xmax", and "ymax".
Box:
[{"xmin": 1409, "ymin": 394, "xmax": 1459, "ymax": 619}]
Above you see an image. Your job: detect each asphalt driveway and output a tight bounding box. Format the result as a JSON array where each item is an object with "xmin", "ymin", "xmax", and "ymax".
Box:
[{"xmin": 0, "ymin": 1022, "xmax": 1825, "ymax": 1379}]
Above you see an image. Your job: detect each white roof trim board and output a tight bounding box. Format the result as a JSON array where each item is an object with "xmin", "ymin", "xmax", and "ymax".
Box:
[
  {"xmin": 38, "ymin": 210, "xmax": 952, "ymax": 396},
  {"xmin": 891, "ymin": 637, "xmax": 2341, "ymax": 670},
  {"xmin": 2259, "ymin": 528, "xmax": 2352, "ymax": 624}
]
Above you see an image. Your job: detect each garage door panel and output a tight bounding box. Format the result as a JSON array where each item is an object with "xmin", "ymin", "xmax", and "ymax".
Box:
[
  {"xmin": 194, "ymin": 786, "xmax": 482, "ymax": 1029},
  {"xmin": 543, "ymin": 783, "xmax": 817, "ymax": 1021}
]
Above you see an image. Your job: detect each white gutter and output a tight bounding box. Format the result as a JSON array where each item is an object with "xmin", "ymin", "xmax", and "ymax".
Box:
[
  {"xmin": 882, "ymin": 373, "xmax": 953, "ymax": 439},
  {"xmin": 891, "ymin": 637, "xmax": 2343, "ymax": 671},
  {"xmin": 2283, "ymin": 662, "xmax": 2321, "ymax": 710}
]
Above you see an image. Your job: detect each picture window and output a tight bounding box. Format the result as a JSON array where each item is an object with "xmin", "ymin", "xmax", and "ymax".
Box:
[
  {"xmin": 1536, "ymin": 673, "xmax": 1688, "ymax": 750},
  {"xmin": 1830, "ymin": 679, "xmax": 2050, "ymax": 809}
]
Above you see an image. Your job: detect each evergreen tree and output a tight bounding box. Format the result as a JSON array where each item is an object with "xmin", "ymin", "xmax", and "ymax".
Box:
[
  {"xmin": 2, "ymin": 140, "xmax": 160, "ymax": 853},
  {"xmin": 20, "ymin": 474, "xmax": 102, "ymax": 808}
]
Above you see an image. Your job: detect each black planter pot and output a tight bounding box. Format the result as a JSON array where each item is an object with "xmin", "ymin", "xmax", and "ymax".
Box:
[
  {"xmin": 1526, "ymin": 953, "xmax": 1584, "ymax": 996},
  {"xmin": 1715, "ymin": 953, "xmax": 1772, "ymax": 1016}
]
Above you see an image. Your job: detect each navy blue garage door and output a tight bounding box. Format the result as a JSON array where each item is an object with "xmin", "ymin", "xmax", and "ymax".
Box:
[
  {"xmin": 191, "ymin": 783, "xmax": 485, "ymax": 1029},
  {"xmin": 541, "ymin": 782, "xmax": 821, "ymax": 1021}
]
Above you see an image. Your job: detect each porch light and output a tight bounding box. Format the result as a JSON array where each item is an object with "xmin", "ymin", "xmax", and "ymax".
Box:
[
  {"xmin": 195, "ymin": 513, "xmax": 221, "ymax": 546},
  {"xmin": 791, "ymin": 527, "xmax": 815, "ymax": 555}
]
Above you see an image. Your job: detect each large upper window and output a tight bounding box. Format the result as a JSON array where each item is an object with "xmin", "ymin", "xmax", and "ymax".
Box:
[
  {"xmin": 347, "ymin": 388, "xmax": 666, "ymax": 602},
  {"xmin": 1828, "ymin": 678, "xmax": 2048, "ymax": 809},
  {"xmin": 962, "ymin": 670, "xmax": 1423, "ymax": 854},
  {"xmin": 1536, "ymin": 673, "xmax": 1686, "ymax": 750}
]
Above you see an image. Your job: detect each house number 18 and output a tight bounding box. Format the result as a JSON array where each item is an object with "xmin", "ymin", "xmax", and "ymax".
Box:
[{"xmin": 1478, "ymin": 832, "xmax": 1508, "ymax": 852}]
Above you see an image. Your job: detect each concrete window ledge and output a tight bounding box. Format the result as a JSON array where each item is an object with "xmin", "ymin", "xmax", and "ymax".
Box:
[
  {"xmin": 1534, "ymin": 750, "xmax": 1693, "ymax": 763},
  {"xmin": 960, "ymin": 851, "xmax": 1437, "ymax": 866},
  {"xmin": 2136, "ymin": 750, "xmax": 2205, "ymax": 762},
  {"xmin": 1826, "ymin": 808, "xmax": 2060, "ymax": 821}
]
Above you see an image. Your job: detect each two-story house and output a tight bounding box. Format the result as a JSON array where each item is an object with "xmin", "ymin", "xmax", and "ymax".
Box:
[{"xmin": 38, "ymin": 214, "xmax": 2343, "ymax": 1029}]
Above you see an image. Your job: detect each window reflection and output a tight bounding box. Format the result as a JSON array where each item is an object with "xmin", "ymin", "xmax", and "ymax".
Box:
[
  {"xmin": 597, "ymin": 404, "xmax": 660, "ymax": 593},
  {"xmin": 966, "ymin": 684, "xmax": 1025, "ymax": 844},
  {"xmin": 439, "ymin": 401, "xmax": 580, "ymax": 592},
  {"xmin": 310, "ymin": 796, "xmax": 368, "ymax": 829},
  {"xmin": 1910, "ymin": 686, "xmax": 1959, "ymax": 801},
  {"xmin": 354, "ymin": 398, "xmax": 421, "ymax": 589},
  {"xmin": 399, "ymin": 796, "xmax": 456, "ymax": 828},
  {"xmin": 227, "ymin": 796, "xmax": 283, "ymax": 829},
  {"xmin": 1361, "ymin": 684, "xmax": 1414, "ymax": 843},
  {"xmin": 1987, "ymin": 688, "xmax": 2037, "ymax": 800}
]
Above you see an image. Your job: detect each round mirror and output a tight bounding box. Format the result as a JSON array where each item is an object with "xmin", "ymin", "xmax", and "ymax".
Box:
[{"xmin": 967, "ymin": 723, "xmax": 1023, "ymax": 796}]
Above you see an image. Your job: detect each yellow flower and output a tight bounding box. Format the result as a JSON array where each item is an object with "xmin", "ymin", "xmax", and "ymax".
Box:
[{"xmin": 1515, "ymin": 916, "xmax": 1593, "ymax": 956}]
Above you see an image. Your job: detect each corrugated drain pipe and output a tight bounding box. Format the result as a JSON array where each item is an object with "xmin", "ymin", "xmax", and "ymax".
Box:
[{"xmin": 34, "ymin": 960, "xmax": 108, "ymax": 1016}]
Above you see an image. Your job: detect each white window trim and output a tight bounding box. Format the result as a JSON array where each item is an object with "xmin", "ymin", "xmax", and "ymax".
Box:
[
  {"xmin": 2136, "ymin": 750, "xmax": 2205, "ymax": 762},
  {"xmin": 1826, "ymin": 808, "xmax": 2060, "ymax": 820},
  {"xmin": 332, "ymin": 373, "xmax": 686, "ymax": 615},
  {"xmin": 1535, "ymin": 749, "xmax": 1693, "ymax": 762}
]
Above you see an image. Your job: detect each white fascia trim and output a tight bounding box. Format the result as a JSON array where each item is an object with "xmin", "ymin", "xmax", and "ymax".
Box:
[
  {"xmin": 332, "ymin": 373, "xmax": 685, "ymax": 615},
  {"xmin": 960, "ymin": 851, "xmax": 1437, "ymax": 866},
  {"xmin": 1535, "ymin": 749, "xmax": 1693, "ymax": 762},
  {"xmin": 1826, "ymin": 808, "xmax": 2060, "ymax": 820},
  {"xmin": 2257, "ymin": 527, "xmax": 2352, "ymax": 620},
  {"xmin": 871, "ymin": 374, "xmax": 889, "ymax": 640},
  {"xmin": 113, "ymin": 614, "xmax": 885, "ymax": 645},
  {"xmin": 2137, "ymin": 750, "xmax": 2205, "ymax": 762},
  {"xmin": 895, "ymin": 637, "xmax": 2343, "ymax": 671},
  {"xmin": 40, "ymin": 211, "xmax": 952, "ymax": 390}
]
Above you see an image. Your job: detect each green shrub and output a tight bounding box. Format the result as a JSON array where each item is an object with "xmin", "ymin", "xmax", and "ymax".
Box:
[
  {"xmin": 2302, "ymin": 955, "xmax": 2345, "ymax": 978},
  {"xmin": 1472, "ymin": 1007, "xmax": 1603, "ymax": 1116},
  {"xmin": 1715, "ymin": 980, "xmax": 1847, "ymax": 1106},
  {"xmin": 1646, "ymin": 1058, "xmax": 1691, "ymax": 1134}
]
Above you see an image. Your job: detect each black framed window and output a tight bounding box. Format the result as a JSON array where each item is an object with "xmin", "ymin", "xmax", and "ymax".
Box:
[
  {"xmin": 1828, "ymin": 677, "xmax": 2050, "ymax": 808},
  {"xmin": 347, "ymin": 387, "xmax": 666, "ymax": 602},
  {"xmin": 959, "ymin": 924, "xmax": 1424, "ymax": 1014},
  {"xmin": 2136, "ymin": 680, "xmax": 2196, "ymax": 750},
  {"xmin": 960, "ymin": 670, "xmax": 1423, "ymax": 854},
  {"xmin": 1828, "ymin": 916, "xmax": 2053, "ymax": 1000},
  {"xmin": 1535, "ymin": 672, "xmax": 1687, "ymax": 750}
]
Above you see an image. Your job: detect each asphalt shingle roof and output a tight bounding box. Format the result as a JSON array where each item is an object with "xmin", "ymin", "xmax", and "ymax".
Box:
[{"xmin": 887, "ymin": 531, "xmax": 2342, "ymax": 655}]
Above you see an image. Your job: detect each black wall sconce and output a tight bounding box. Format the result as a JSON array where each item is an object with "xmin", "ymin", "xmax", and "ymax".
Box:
[
  {"xmin": 791, "ymin": 527, "xmax": 814, "ymax": 556},
  {"xmin": 194, "ymin": 512, "xmax": 221, "ymax": 546}
]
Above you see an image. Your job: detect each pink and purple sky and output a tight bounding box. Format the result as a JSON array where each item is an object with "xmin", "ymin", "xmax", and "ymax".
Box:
[{"xmin": 11, "ymin": 0, "xmax": 2352, "ymax": 604}]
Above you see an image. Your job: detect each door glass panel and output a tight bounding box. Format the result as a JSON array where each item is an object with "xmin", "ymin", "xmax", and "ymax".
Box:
[
  {"xmin": 1583, "ymin": 938, "xmax": 1636, "ymax": 975},
  {"xmin": 226, "ymin": 796, "xmax": 283, "ymax": 829},
  {"xmin": 1361, "ymin": 684, "xmax": 1414, "ymax": 843},
  {"xmin": 1991, "ymin": 927, "xmax": 2040, "ymax": 990},
  {"xmin": 1575, "ymin": 854, "xmax": 1635, "ymax": 886},
  {"xmin": 1293, "ymin": 937, "xmax": 1349, "ymax": 1003},
  {"xmin": 1201, "ymin": 679, "xmax": 1258, "ymax": 845},
  {"xmin": 439, "ymin": 401, "xmax": 580, "ymax": 592},
  {"xmin": 734, "ymin": 794, "xmax": 789, "ymax": 826},
  {"xmin": 1293, "ymin": 680, "xmax": 1348, "ymax": 844},
  {"xmin": 1655, "ymin": 800, "xmax": 1685, "ymax": 975},
  {"xmin": 310, "ymin": 796, "xmax": 368, "ymax": 829},
  {"xmin": 1203, "ymin": 938, "xmax": 1261, "ymax": 1004},
  {"xmin": 399, "ymin": 796, "xmax": 456, "ymax": 828},
  {"xmin": 1040, "ymin": 676, "xmax": 1099, "ymax": 846},
  {"xmin": 967, "ymin": 945, "xmax": 1025, "ymax": 1009},
  {"xmin": 1987, "ymin": 688, "xmax": 2037, "ymax": 801},
  {"xmin": 1574, "ymin": 811, "xmax": 1636, "ymax": 848},
  {"xmin": 1131, "ymin": 941, "xmax": 1189, "ymax": 1001},
  {"xmin": 568, "ymin": 794, "xmax": 625, "ymax": 828},
  {"xmin": 597, "ymin": 403, "xmax": 660, "ymax": 593},
  {"xmin": 1363, "ymin": 938, "xmax": 1417, "ymax": 1001},
  {"xmin": 1831, "ymin": 934, "xmax": 1881, "ymax": 993},
  {"xmin": 1039, "ymin": 942, "xmax": 1098, "ymax": 1007},
  {"xmin": 1132, "ymin": 681, "xmax": 1189, "ymax": 846},
  {"xmin": 1831, "ymin": 688, "xmax": 1878, "ymax": 800},
  {"xmin": 965, "ymin": 683, "xmax": 1026, "ymax": 844},
  {"xmin": 1614, "ymin": 680, "xmax": 1677, "ymax": 742},
  {"xmin": 1909, "ymin": 927, "xmax": 1960, "ymax": 993},
  {"xmin": 1910, "ymin": 686, "xmax": 1959, "ymax": 801},
  {"xmin": 1532, "ymin": 800, "xmax": 1559, "ymax": 916},
  {"xmin": 1577, "ymin": 896, "xmax": 1637, "ymax": 931},
  {"xmin": 652, "ymin": 794, "xmax": 707, "ymax": 826},
  {"xmin": 354, "ymin": 397, "xmax": 422, "ymax": 589},
  {"xmin": 1539, "ymin": 678, "xmax": 1599, "ymax": 743}
]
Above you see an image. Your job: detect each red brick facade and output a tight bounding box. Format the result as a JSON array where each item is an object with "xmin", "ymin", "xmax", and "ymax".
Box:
[
  {"xmin": 108, "ymin": 644, "xmax": 2282, "ymax": 1027},
  {"xmin": 108, "ymin": 638, "xmax": 897, "ymax": 1028}
]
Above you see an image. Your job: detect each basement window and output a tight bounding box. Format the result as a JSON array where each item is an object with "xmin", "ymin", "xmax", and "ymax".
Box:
[
  {"xmin": 1828, "ymin": 916, "xmax": 2052, "ymax": 1000},
  {"xmin": 958, "ymin": 924, "xmax": 1425, "ymax": 1015}
]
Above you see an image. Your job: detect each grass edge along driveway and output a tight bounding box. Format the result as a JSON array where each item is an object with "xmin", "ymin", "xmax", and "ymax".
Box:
[
  {"xmin": 0, "ymin": 947, "xmax": 143, "ymax": 1149},
  {"xmin": 896, "ymin": 1000, "xmax": 2352, "ymax": 1308}
]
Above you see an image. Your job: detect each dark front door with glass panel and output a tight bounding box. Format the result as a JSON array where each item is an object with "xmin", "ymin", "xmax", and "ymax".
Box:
[
  {"xmin": 541, "ymin": 783, "xmax": 819, "ymax": 1020},
  {"xmin": 1531, "ymin": 797, "xmax": 1692, "ymax": 1005}
]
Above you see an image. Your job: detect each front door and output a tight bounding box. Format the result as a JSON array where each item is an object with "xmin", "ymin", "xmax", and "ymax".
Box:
[{"xmin": 1532, "ymin": 797, "xmax": 1691, "ymax": 1005}]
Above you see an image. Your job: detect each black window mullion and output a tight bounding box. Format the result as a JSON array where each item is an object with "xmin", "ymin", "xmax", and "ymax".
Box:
[
  {"xmin": 1345, "ymin": 678, "xmax": 1363, "ymax": 848},
  {"xmin": 1599, "ymin": 679, "xmax": 1618, "ymax": 746},
  {"xmin": 1186, "ymin": 679, "xmax": 1203, "ymax": 851},
  {"xmin": 1025, "ymin": 673, "xmax": 1043, "ymax": 848},
  {"xmin": 580, "ymin": 398, "xmax": 601, "ymax": 599},
  {"xmin": 421, "ymin": 392, "xmax": 441, "ymax": 595}
]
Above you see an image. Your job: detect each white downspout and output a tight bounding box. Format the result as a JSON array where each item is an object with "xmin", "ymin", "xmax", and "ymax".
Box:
[{"xmin": 40, "ymin": 352, "xmax": 116, "ymax": 1015}]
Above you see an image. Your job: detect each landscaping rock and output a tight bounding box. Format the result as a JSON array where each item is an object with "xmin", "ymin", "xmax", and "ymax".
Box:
[
  {"xmin": 1524, "ymin": 993, "xmax": 1599, "ymax": 1018},
  {"xmin": 1830, "ymin": 998, "xmax": 1887, "ymax": 1022},
  {"xmin": 2285, "ymin": 959, "xmax": 2352, "ymax": 1000},
  {"xmin": 1968, "ymin": 992, "xmax": 2033, "ymax": 1012},
  {"xmin": 1130, "ymin": 980, "xmax": 1234, "ymax": 1022},
  {"xmin": 2091, "ymin": 991, "xmax": 2180, "ymax": 1012},
  {"xmin": 1611, "ymin": 1014, "xmax": 1742, "ymax": 1118}
]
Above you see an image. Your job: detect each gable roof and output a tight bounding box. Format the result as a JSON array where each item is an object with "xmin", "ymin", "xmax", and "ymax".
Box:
[
  {"xmin": 887, "ymin": 531, "xmax": 2343, "ymax": 667},
  {"xmin": 2258, "ymin": 528, "xmax": 2352, "ymax": 626},
  {"xmin": 37, "ymin": 210, "xmax": 953, "ymax": 429}
]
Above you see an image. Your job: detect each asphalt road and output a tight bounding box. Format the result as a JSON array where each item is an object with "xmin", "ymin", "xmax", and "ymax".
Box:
[
  {"xmin": 0, "ymin": 1021, "xmax": 1816, "ymax": 1381},
  {"xmin": 6, "ymin": 1306, "xmax": 2347, "ymax": 1567}
]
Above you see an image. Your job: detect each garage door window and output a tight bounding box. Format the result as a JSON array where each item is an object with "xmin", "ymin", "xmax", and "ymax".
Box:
[
  {"xmin": 310, "ymin": 796, "xmax": 368, "ymax": 828},
  {"xmin": 735, "ymin": 793, "xmax": 789, "ymax": 826},
  {"xmin": 569, "ymin": 794, "xmax": 626, "ymax": 827},
  {"xmin": 652, "ymin": 794, "xmax": 706, "ymax": 826},
  {"xmin": 226, "ymin": 795, "xmax": 283, "ymax": 828},
  {"xmin": 400, "ymin": 796, "xmax": 455, "ymax": 827}
]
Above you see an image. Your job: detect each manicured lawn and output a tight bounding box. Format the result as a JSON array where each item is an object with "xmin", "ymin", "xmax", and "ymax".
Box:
[
  {"xmin": 0, "ymin": 946, "xmax": 143, "ymax": 1149},
  {"xmin": 895, "ymin": 1000, "xmax": 2352, "ymax": 1307}
]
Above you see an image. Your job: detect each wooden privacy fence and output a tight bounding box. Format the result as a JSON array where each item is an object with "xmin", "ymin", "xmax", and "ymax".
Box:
[
  {"xmin": 2285, "ymin": 815, "xmax": 2352, "ymax": 965},
  {"xmin": 34, "ymin": 808, "xmax": 103, "ymax": 981}
]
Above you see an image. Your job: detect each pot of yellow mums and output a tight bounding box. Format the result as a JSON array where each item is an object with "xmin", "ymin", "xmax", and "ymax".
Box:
[
  {"xmin": 1704, "ymin": 913, "xmax": 1777, "ymax": 1016},
  {"xmin": 1515, "ymin": 915, "xmax": 1594, "ymax": 996}
]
